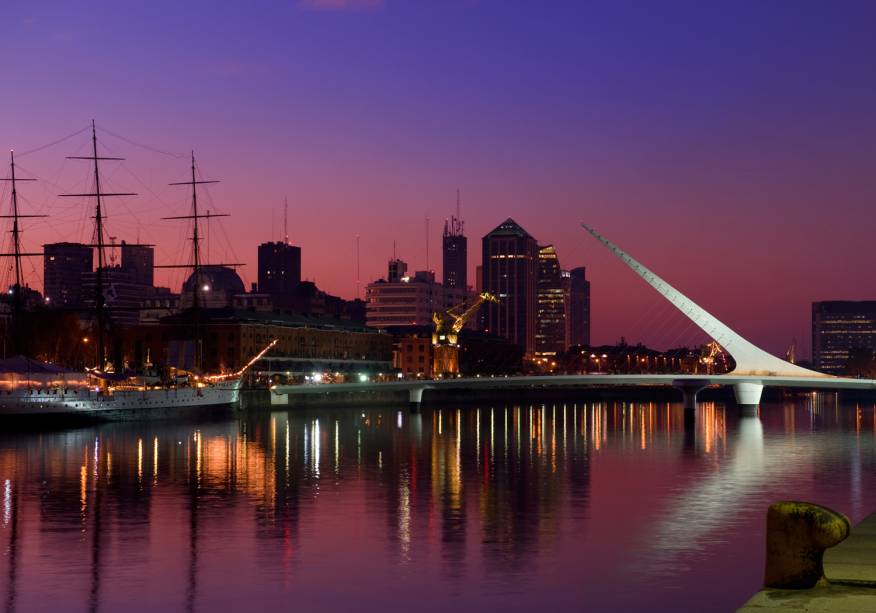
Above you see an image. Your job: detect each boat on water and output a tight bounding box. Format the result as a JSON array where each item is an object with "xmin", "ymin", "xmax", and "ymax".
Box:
[
  {"xmin": 0, "ymin": 123, "xmax": 273, "ymax": 421},
  {"xmin": 0, "ymin": 354, "xmax": 241, "ymax": 419},
  {"xmin": 0, "ymin": 343, "xmax": 274, "ymax": 420}
]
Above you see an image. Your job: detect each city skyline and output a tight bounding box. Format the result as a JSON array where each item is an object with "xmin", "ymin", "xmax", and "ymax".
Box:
[{"xmin": 2, "ymin": 2, "xmax": 876, "ymax": 357}]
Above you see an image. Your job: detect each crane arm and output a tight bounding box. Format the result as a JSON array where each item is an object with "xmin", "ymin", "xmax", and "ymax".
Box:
[{"xmin": 450, "ymin": 292, "xmax": 498, "ymax": 334}]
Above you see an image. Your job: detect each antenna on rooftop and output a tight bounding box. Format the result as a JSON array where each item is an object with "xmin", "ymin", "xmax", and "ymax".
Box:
[
  {"xmin": 445, "ymin": 189, "xmax": 465, "ymax": 238},
  {"xmin": 284, "ymin": 196, "xmax": 288, "ymax": 245}
]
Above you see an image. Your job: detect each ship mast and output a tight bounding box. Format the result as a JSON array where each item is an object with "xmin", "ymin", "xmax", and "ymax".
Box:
[
  {"xmin": 0, "ymin": 151, "xmax": 45, "ymax": 356},
  {"xmin": 60, "ymin": 120, "xmax": 136, "ymax": 371},
  {"xmin": 159, "ymin": 153, "xmax": 238, "ymax": 372}
]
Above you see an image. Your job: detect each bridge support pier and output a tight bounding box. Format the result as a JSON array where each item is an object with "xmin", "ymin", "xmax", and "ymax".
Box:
[
  {"xmin": 673, "ymin": 380, "xmax": 709, "ymax": 416},
  {"xmin": 734, "ymin": 382, "xmax": 763, "ymax": 416},
  {"xmin": 678, "ymin": 386, "xmax": 706, "ymax": 411},
  {"xmin": 408, "ymin": 386, "xmax": 426, "ymax": 414},
  {"xmin": 270, "ymin": 390, "xmax": 289, "ymax": 406}
]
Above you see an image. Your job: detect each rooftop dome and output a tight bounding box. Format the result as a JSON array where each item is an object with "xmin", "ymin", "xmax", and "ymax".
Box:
[
  {"xmin": 182, "ymin": 266, "xmax": 245, "ymax": 294},
  {"xmin": 181, "ymin": 266, "xmax": 245, "ymax": 308}
]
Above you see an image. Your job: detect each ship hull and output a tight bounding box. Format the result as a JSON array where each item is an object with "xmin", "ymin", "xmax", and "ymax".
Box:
[{"xmin": 0, "ymin": 380, "xmax": 242, "ymax": 423}]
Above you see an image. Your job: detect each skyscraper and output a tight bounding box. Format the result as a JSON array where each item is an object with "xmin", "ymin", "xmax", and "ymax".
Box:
[
  {"xmin": 44, "ymin": 242, "xmax": 93, "ymax": 308},
  {"xmin": 812, "ymin": 301, "xmax": 876, "ymax": 374},
  {"xmin": 569, "ymin": 266, "xmax": 591, "ymax": 347},
  {"xmin": 258, "ymin": 241, "xmax": 301, "ymax": 297},
  {"xmin": 536, "ymin": 245, "xmax": 567, "ymax": 355},
  {"xmin": 443, "ymin": 211, "xmax": 466, "ymax": 290},
  {"xmin": 481, "ymin": 218, "xmax": 538, "ymax": 355}
]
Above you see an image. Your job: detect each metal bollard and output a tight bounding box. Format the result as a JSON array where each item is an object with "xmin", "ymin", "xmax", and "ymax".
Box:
[{"xmin": 764, "ymin": 501, "xmax": 850, "ymax": 589}]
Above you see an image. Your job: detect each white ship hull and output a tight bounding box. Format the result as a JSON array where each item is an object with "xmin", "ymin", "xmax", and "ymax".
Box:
[{"xmin": 0, "ymin": 379, "xmax": 242, "ymax": 420}]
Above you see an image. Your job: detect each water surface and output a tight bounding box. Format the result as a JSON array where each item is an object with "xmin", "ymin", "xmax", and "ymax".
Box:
[{"xmin": 1, "ymin": 393, "xmax": 874, "ymax": 612}]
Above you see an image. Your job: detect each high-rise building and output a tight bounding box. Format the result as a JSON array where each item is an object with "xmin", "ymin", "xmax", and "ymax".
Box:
[
  {"xmin": 536, "ymin": 245, "xmax": 567, "ymax": 355},
  {"xmin": 443, "ymin": 215, "xmax": 467, "ymax": 290},
  {"xmin": 569, "ymin": 266, "xmax": 591, "ymax": 347},
  {"xmin": 258, "ymin": 241, "xmax": 301, "ymax": 297},
  {"xmin": 812, "ymin": 301, "xmax": 876, "ymax": 374},
  {"xmin": 481, "ymin": 218, "xmax": 538, "ymax": 355},
  {"xmin": 120, "ymin": 241, "xmax": 154, "ymax": 287},
  {"xmin": 44, "ymin": 242, "xmax": 93, "ymax": 308}
]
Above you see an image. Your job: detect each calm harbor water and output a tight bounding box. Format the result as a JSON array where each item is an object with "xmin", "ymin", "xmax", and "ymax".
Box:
[{"xmin": 1, "ymin": 394, "xmax": 875, "ymax": 612}]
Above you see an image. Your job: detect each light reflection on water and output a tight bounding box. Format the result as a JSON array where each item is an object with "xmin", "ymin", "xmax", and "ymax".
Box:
[{"xmin": 0, "ymin": 393, "xmax": 874, "ymax": 612}]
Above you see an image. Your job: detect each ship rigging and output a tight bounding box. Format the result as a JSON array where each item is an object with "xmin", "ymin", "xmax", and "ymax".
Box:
[
  {"xmin": 0, "ymin": 150, "xmax": 46, "ymax": 356},
  {"xmin": 157, "ymin": 152, "xmax": 242, "ymax": 372}
]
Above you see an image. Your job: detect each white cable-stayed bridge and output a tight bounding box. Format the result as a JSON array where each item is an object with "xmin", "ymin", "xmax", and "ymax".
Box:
[{"xmin": 270, "ymin": 225, "xmax": 875, "ymax": 413}]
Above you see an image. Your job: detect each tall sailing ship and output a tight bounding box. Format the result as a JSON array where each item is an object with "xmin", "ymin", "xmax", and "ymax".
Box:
[{"xmin": 0, "ymin": 122, "xmax": 273, "ymax": 420}]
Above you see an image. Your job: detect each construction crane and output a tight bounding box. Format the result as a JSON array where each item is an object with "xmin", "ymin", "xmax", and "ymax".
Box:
[
  {"xmin": 432, "ymin": 292, "xmax": 499, "ymax": 377},
  {"xmin": 699, "ymin": 340, "xmax": 724, "ymax": 374}
]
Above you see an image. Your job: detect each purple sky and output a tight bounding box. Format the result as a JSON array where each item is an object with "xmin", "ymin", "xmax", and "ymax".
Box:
[{"xmin": 1, "ymin": 0, "xmax": 875, "ymax": 357}]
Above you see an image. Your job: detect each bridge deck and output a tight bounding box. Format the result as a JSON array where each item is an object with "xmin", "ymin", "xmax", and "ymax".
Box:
[{"xmin": 271, "ymin": 374, "xmax": 876, "ymax": 396}]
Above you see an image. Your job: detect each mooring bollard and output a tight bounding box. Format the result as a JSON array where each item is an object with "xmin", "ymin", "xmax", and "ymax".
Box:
[{"xmin": 764, "ymin": 501, "xmax": 850, "ymax": 589}]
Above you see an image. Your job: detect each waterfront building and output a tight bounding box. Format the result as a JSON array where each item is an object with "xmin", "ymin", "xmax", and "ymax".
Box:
[
  {"xmin": 812, "ymin": 301, "xmax": 876, "ymax": 374},
  {"xmin": 258, "ymin": 241, "xmax": 301, "ymax": 298},
  {"xmin": 568, "ymin": 266, "xmax": 591, "ymax": 347},
  {"xmin": 394, "ymin": 331, "xmax": 433, "ymax": 377},
  {"xmin": 481, "ymin": 218, "xmax": 538, "ymax": 355},
  {"xmin": 43, "ymin": 242, "xmax": 93, "ymax": 308},
  {"xmin": 536, "ymin": 245, "xmax": 568, "ymax": 355},
  {"xmin": 443, "ymin": 215, "xmax": 467, "ymax": 290},
  {"xmin": 123, "ymin": 308, "xmax": 392, "ymax": 376},
  {"xmin": 385, "ymin": 324, "xmax": 524, "ymax": 377},
  {"xmin": 366, "ymin": 264, "xmax": 448, "ymax": 329},
  {"xmin": 139, "ymin": 288, "xmax": 180, "ymax": 324},
  {"xmin": 120, "ymin": 241, "xmax": 154, "ymax": 287},
  {"xmin": 233, "ymin": 292, "xmax": 274, "ymax": 312}
]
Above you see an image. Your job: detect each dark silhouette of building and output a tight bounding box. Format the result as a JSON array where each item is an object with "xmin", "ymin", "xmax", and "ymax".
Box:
[
  {"xmin": 258, "ymin": 241, "xmax": 301, "ymax": 297},
  {"xmin": 287, "ymin": 281, "xmax": 365, "ymax": 324},
  {"xmin": 388, "ymin": 258, "xmax": 408, "ymax": 283},
  {"xmin": 443, "ymin": 217, "xmax": 466, "ymax": 290},
  {"xmin": 44, "ymin": 242, "xmax": 93, "ymax": 308},
  {"xmin": 536, "ymin": 245, "xmax": 567, "ymax": 355},
  {"xmin": 82, "ymin": 267, "xmax": 149, "ymax": 326},
  {"xmin": 569, "ymin": 266, "xmax": 591, "ymax": 347},
  {"xmin": 481, "ymin": 218, "xmax": 538, "ymax": 355},
  {"xmin": 123, "ymin": 308, "xmax": 391, "ymax": 374},
  {"xmin": 120, "ymin": 241, "xmax": 154, "ymax": 287},
  {"xmin": 812, "ymin": 301, "xmax": 876, "ymax": 374}
]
